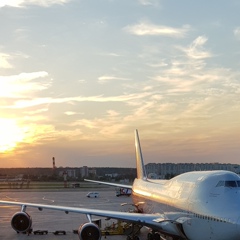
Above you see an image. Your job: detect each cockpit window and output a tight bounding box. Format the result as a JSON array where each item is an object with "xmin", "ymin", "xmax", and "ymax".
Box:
[
  {"xmin": 216, "ymin": 180, "xmax": 239, "ymax": 188},
  {"xmin": 216, "ymin": 181, "xmax": 224, "ymax": 187},
  {"xmin": 225, "ymin": 181, "xmax": 237, "ymax": 187}
]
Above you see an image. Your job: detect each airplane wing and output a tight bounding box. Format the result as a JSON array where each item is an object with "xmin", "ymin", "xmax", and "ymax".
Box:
[
  {"xmin": 0, "ymin": 200, "xmax": 186, "ymax": 239},
  {"xmin": 84, "ymin": 179, "xmax": 132, "ymax": 189}
]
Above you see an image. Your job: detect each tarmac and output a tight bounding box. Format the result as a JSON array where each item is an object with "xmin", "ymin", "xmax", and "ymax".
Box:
[{"xmin": 0, "ymin": 188, "xmax": 149, "ymax": 240}]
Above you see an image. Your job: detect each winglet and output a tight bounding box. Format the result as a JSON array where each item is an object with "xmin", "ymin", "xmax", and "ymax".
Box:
[{"xmin": 135, "ymin": 129, "xmax": 147, "ymax": 180}]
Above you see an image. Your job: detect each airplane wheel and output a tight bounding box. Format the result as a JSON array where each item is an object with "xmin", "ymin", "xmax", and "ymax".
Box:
[
  {"xmin": 153, "ymin": 233, "xmax": 160, "ymax": 240},
  {"xmin": 147, "ymin": 232, "xmax": 153, "ymax": 240}
]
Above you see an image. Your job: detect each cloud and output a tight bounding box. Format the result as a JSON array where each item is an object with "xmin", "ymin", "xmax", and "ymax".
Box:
[
  {"xmin": 108, "ymin": 53, "xmax": 121, "ymax": 57},
  {"xmin": 98, "ymin": 75, "xmax": 130, "ymax": 84},
  {"xmin": 182, "ymin": 36, "xmax": 212, "ymax": 59},
  {"xmin": 64, "ymin": 111, "xmax": 77, "ymax": 116},
  {"xmin": 0, "ymin": 0, "xmax": 72, "ymax": 8},
  {"xmin": 124, "ymin": 21, "xmax": 190, "ymax": 38},
  {"xmin": 1, "ymin": 92, "xmax": 152, "ymax": 109},
  {"xmin": 234, "ymin": 27, "xmax": 240, "ymax": 40},
  {"xmin": 149, "ymin": 33, "xmax": 238, "ymax": 98},
  {"xmin": 0, "ymin": 53, "xmax": 13, "ymax": 69},
  {"xmin": 147, "ymin": 60, "xmax": 168, "ymax": 68},
  {"xmin": 153, "ymin": 65, "xmax": 226, "ymax": 95},
  {"xmin": 0, "ymin": 0, "xmax": 25, "ymax": 8},
  {"xmin": 138, "ymin": 0, "xmax": 160, "ymax": 6},
  {"xmin": 106, "ymin": 110, "xmax": 120, "ymax": 117},
  {"xmin": 0, "ymin": 71, "xmax": 49, "ymax": 98}
]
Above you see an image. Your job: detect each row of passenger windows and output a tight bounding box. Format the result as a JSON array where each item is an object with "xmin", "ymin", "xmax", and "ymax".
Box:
[
  {"xmin": 194, "ymin": 213, "xmax": 229, "ymax": 223},
  {"xmin": 216, "ymin": 180, "xmax": 240, "ymax": 187}
]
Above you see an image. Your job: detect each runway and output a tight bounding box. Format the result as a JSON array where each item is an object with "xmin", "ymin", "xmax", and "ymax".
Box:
[{"xmin": 0, "ymin": 189, "xmax": 148, "ymax": 240}]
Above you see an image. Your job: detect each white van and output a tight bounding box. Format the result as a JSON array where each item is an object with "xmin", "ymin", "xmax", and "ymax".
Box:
[{"xmin": 86, "ymin": 192, "xmax": 99, "ymax": 198}]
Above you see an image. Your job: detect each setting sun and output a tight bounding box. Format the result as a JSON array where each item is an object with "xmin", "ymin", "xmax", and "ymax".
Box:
[{"xmin": 0, "ymin": 118, "xmax": 25, "ymax": 152}]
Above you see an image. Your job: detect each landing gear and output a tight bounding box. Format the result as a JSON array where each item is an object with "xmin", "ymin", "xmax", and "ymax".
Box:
[
  {"xmin": 126, "ymin": 236, "xmax": 140, "ymax": 240},
  {"xmin": 147, "ymin": 232, "xmax": 161, "ymax": 240},
  {"xmin": 125, "ymin": 223, "xmax": 142, "ymax": 240}
]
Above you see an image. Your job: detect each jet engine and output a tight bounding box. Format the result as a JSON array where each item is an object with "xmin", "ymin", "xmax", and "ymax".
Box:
[
  {"xmin": 78, "ymin": 222, "xmax": 101, "ymax": 240},
  {"xmin": 11, "ymin": 212, "xmax": 32, "ymax": 233}
]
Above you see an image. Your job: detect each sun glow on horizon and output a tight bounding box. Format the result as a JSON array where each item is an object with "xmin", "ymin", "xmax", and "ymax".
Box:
[{"xmin": 0, "ymin": 118, "xmax": 26, "ymax": 152}]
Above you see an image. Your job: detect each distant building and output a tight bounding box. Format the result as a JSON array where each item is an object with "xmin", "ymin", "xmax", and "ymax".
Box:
[
  {"xmin": 58, "ymin": 169, "xmax": 77, "ymax": 178},
  {"xmin": 105, "ymin": 173, "xmax": 119, "ymax": 178},
  {"xmin": 119, "ymin": 179, "xmax": 129, "ymax": 184},
  {"xmin": 145, "ymin": 162, "xmax": 240, "ymax": 179},
  {"xmin": 80, "ymin": 166, "xmax": 89, "ymax": 178},
  {"xmin": 89, "ymin": 168, "xmax": 97, "ymax": 176}
]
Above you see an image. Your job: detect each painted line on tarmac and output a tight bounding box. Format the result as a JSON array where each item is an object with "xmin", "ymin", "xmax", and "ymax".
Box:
[{"xmin": 42, "ymin": 196, "xmax": 55, "ymax": 203}]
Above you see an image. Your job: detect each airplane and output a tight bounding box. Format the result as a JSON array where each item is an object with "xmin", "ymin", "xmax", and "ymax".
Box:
[{"xmin": 0, "ymin": 130, "xmax": 240, "ymax": 240}]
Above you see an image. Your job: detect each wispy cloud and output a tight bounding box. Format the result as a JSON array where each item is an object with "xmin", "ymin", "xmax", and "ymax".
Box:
[
  {"xmin": 0, "ymin": 72, "xmax": 49, "ymax": 98},
  {"xmin": 147, "ymin": 60, "xmax": 168, "ymax": 68},
  {"xmin": 106, "ymin": 110, "xmax": 120, "ymax": 117},
  {"xmin": 138, "ymin": 0, "xmax": 160, "ymax": 6},
  {"xmin": 0, "ymin": 53, "xmax": 13, "ymax": 69},
  {"xmin": 124, "ymin": 21, "xmax": 190, "ymax": 38},
  {"xmin": 0, "ymin": 0, "xmax": 72, "ymax": 8},
  {"xmin": 234, "ymin": 27, "xmax": 240, "ymax": 40},
  {"xmin": 181, "ymin": 36, "xmax": 212, "ymax": 59},
  {"xmin": 98, "ymin": 75, "xmax": 130, "ymax": 84},
  {"xmin": 1, "ymin": 92, "xmax": 152, "ymax": 109},
  {"xmin": 64, "ymin": 111, "xmax": 78, "ymax": 116},
  {"xmin": 99, "ymin": 52, "xmax": 122, "ymax": 57}
]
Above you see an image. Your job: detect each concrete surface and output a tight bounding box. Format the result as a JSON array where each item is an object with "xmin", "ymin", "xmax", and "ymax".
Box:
[{"xmin": 0, "ymin": 189, "xmax": 148, "ymax": 240}]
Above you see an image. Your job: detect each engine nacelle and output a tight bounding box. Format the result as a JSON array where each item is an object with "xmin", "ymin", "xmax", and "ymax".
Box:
[
  {"xmin": 78, "ymin": 222, "xmax": 101, "ymax": 240},
  {"xmin": 11, "ymin": 212, "xmax": 32, "ymax": 233}
]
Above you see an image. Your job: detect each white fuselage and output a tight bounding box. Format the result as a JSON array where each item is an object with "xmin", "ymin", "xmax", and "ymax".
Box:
[{"xmin": 132, "ymin": 170, "xmax": 240, "ymax": 240}]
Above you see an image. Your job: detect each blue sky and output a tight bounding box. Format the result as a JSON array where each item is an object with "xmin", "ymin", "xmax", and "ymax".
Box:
[{"xmin": 0, "ymin": 0, "xmax": 240, "ymax": 168}]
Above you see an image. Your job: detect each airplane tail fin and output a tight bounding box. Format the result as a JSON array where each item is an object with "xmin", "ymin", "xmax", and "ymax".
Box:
[{"xmin": 135, "ymin": 129, "xmax": 147, "ymax": 180}]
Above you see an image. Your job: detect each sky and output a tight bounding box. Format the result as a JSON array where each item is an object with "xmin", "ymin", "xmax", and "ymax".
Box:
[{"xmin": 0, "ymin": 0, "xmax": 240, "ymax": 168}]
